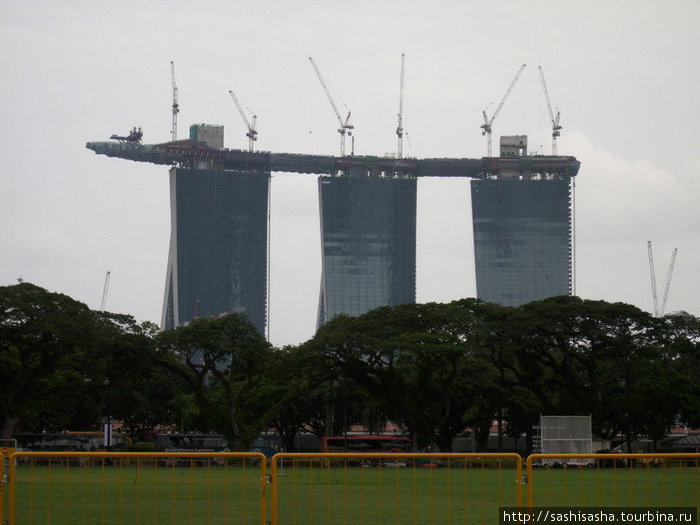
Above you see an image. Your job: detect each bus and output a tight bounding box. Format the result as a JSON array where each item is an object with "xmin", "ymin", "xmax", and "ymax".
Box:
[
  {"xmin": 155, "ymin": 433, "xmax": 228, "ymax": 452},
  {"xmin": 320, "ymin": 435, "xmax": 411, "ymax": 453}
]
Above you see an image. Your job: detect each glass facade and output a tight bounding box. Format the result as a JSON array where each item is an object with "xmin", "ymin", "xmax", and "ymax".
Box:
[
  {"xmin": 162, "ymin": 167, "xmax": 269, "ymax": 335},
  {"xmin": 317, "ymin": 176, "xmax": 417, "ymax": 328},
  {"xmin": 471, "ymin": 177, "xmax": 572, "ymax": 307}
]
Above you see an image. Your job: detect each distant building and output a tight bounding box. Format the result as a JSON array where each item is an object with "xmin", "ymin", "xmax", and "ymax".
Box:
[
  {"xmin": 471, "ymin": 136, "xmax": 572, "ymax": 306},
  {"xmin": 161, "ymin": 166, "xmax": 269, "ymax": 335},
  {"xmin": 317, "ymin": 175, "xmax": 417, "ymax": 328}
]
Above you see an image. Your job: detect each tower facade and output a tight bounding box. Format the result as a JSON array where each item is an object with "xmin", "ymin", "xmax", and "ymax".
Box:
[
  {"xmin": 317, "ymin": 175, "xmax": 417, "ymax": 328},
  {"xmin": 471, "ymin": 176, "xmax": 572, "ymax": 307},
  {"xmin": 162, "ymin": 167, "xmax": 269, "ymax": 335}
]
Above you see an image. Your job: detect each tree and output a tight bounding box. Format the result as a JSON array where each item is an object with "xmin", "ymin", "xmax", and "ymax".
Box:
[
  {"xmin": 305, "ymin": 302, "xmax": 502, "ymax": 451},
  {"xmin": 0, "ymin": 282, "xmax": 182, "ymax": 440},
  {"xmin": 658, "ymin": 311, "xmax": 700, "ymax": 429},
  {"xmin": 498, "ymin": 296, "xmax": 693, "ymax": 452},
  {"xmin": 92, "ymin": 314, "xmax": 185, "ymax": 442},
  {"xmin": 263, "ymin": 344, "xmax": 369, "ymax": 451},
  {"xmin": 0, "ymin": 283, "xmax": 104, "ymax": 437},
  {"xmin": 156, "ymin": 313, "xmax": 276, "ymax": 450}
]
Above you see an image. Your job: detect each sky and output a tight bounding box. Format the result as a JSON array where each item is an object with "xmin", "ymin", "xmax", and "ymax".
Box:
[{"xmin": 1, "ymin": 1, "xmax": 699, "ymax": 346}]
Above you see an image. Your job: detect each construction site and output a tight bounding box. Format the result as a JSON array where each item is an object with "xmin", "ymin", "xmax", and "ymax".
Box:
[{"xmin": 86, "ymin": 60, "xmax": 581, "ymax": 337}]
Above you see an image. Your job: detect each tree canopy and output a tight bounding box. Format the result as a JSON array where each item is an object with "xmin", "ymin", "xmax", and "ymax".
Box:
[{"xmin": 2, "ymin": 283, "xmax": 697, "ymax": 453}]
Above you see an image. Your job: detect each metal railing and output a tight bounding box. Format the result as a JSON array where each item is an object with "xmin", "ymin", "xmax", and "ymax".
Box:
[
  {"xmin": 526, "ymin": 453, "xmax": 700, "ymax": 508},
  {"xmin": 4, "ymin": 451, "xmax": 699, "ymax": 525},
  {"xmin": 7, "ymin": 451, "xmax": 266, "ymax": 525},
  {"xmin": 270, "ymin": 452, "xmax": 523, "ymax": 525}
]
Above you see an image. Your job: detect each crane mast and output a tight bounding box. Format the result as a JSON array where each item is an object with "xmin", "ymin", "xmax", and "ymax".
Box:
[
  {"xmin": 538, "ymin": 66, "xmax": 562, "ymax": 155},
  {"xmin": 648, "ymin": 241, "xmax": 678, "ymax": 317},
  {"xmin": 100, "ymin": 271, "xmax": 111, "ymax": 312},
  {"xmin": 170, "ymin": 61, "xmax": 179, "ymax": 142},
  {"xmin": 659, "ymin": 248, "xmax": 678, "ymax": 316},
  {"xmin": 396, "ymin": 53, "xmax": 405, "ymax": 159},
  {"xmin": 647, "ymin": 241, "xmax": 659, "ymax": 317},
  {"xmin": 308, "ymin": 57, "xmax": 354, "ymax": 156},
  {"xmin": 228, "ymin": 90, "xmax": 258, "ymax": 152},
  {"xmin": 481, "ymin": 63, "xmax": 526, "ymax": 157}
]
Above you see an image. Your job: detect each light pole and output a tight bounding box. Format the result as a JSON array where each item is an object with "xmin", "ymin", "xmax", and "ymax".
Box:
[{"xmin": 103, "ymin": 378, "xmax": 112, "ymax": 450}]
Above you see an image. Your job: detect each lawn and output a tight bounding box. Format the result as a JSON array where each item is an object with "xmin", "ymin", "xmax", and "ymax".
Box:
[
  {"xmin": 4, "ymin": 457, "xmax": 699, "ymax": 525},
  {"xmin": 8, "ymin": 460, "xmax": 263, "ymax": 525},
  {"xmin": 528, "ymin": 462, "xmax": 700, "ymax": 507}
]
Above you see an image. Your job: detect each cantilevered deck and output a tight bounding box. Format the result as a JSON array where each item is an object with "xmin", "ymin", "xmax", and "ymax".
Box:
[{"xmin": 86, "ymin": 140, "xmax": 580, "ymax": 179}]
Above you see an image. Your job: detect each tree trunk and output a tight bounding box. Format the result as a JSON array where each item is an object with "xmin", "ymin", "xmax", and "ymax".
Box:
[
  {"xmin": 410, "ymin": 430, "xmax": 419, "ymax": 452},
  {"xmin": 1, "ymin": 417, "xmax": 20, "ymax": 439}
]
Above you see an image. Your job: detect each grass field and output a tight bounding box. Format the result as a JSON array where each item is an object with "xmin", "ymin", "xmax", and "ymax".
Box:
[
  {"xmin": 4, "ymin": 457, "xmax": 699, "ymax": 525},
  {"xmin": 274, "ymin": 459, "xmax": 520, "ymax": 525},
  {"xmin": 528, "ymin": 463, "xmax": 700, "ymax": 507},
  {"xmin": 8, "ymin": 460, "xmax": 263, "ymax": 525}
]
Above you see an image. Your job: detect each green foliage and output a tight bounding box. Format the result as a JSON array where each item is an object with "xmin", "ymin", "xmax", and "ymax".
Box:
[
  {"xmin": 301, "ymin": 296, "xmax": 700, "ymax": 452},
  {"xmin": 155, "ymin": 313, "xmax": 277, "ymax": 450},
  {"xmin": 0, "ymin": 283, "xmax": 183, "ymax": 440},
  {"xmin": 302, "ymin": 301, "xmax": 505, "ymax": 451},
  {"xmin": 3, "ymin": 282, "xmax": 697, "ymax": 452}
]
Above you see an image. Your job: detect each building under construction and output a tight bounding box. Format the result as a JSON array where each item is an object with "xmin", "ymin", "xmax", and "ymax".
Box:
[
  {"xmin": 317, "ymin": 175, "xmax": 416, "ymax": 328},
  {"xmin": 471, "ymin": 136, "xmax": 573, "ymax": 306},
  {"xmin": 87, "ymin": 130, "xmax": 580, "ymax": 335}
]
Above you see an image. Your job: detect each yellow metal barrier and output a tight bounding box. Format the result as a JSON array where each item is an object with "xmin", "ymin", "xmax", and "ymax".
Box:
[
  {"xmin": 7, "ymin": 451, "xmax": 699, "ymax": 524},
  {"xmin": 1, "ymin": 450, "xmax": 6, "ymax": 524},
  {"xmin": 8, "ymin": 451, "xmax": 267, "ymax": 525},
  {"xmin": 270, "ymin": 452, "xmax": 523, "ymax": 525},
  {"xmin": 526, "ymin": 453, "xmax": 700, "ymax": 508}
]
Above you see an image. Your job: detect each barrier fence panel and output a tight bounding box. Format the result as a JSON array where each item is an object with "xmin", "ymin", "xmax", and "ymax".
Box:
[
  {"xmin": 270, "ymin": 453, "xmax": 523, "ymax": 525},
  {"xmin": 7, "ymin": 451, "xmax": 267, "ymax": 525},
  {"xmin": 7, "ymin": 451, "xmax": 699, "ymax": 524},
  {"xmin": 1, "ymin": 450, "xmax": 6, "ymax": 524},
  {"xmin": 526, "ymin": 453, "xmax": 700, "ymax": 508}
]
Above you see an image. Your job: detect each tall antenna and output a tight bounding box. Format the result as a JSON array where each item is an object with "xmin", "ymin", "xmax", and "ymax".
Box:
[
  {"xmin": 170, "ymin": 61, "xmax": 179, "ymax": 142},
  {"xmin": 266, "ymin": 174, "xmax": 272, "ymax": 342},
  {"xmin": 481, "ymin": 64, "xmax": 526, "ymax": 156},
  {"xmin": 396, "ymin": 53, "xmax": 406, "ymax": 159},
  {"xmin": 100, "ymin": 271, "xmax": 111, "ymax": 312}
]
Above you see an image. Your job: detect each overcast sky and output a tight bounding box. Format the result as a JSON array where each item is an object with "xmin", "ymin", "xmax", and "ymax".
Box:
[{"xmin": 2, "ymin": 1, "xmax": 699, "ymax": 346}]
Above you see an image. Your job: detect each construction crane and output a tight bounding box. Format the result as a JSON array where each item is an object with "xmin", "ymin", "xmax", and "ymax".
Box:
[
  {"xmin": 396, "ymin": 53, "xmax": 406, "ymax": 159},
  {"xmin": 481, "ymin": 63, "xmax": 526, "ymax": 157},
  {"xmin": 100, "ymin": 271, "xmax": 111, "ymax": 312},
  {"xmin": 538, "ymin": 66, "xmax": 562, "ymax": 155},
  {"xmin": 660, "ymin": 248, "xmax": 678, "ymax": 316},
  {"xmin": 228, "ymin": 90, "xmax": 258, "ymax": 152},
  {"xmin": 647, "ymin": 241, "xmax": 678, "ymax": 317},
  {"xmin": 308, "ymin": 57, "xmax": 354, "ymax": 156},
  {"xmin": 170, "ymin": 61, "xmax": 179, "ymax": 142}
]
